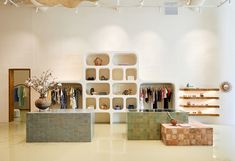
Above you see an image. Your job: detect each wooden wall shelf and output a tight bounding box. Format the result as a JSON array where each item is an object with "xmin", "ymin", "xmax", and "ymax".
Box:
[
  {"xmin": 180, "ymin": 87, "xmax": 220, "ymax": 117},
  {"xmin": 180, "ymin": 88, "xmax": 219, "ymax": 91},
  {"xmin": 180, "ymin": 97, "xmax": 219, "ymax": 99},
  {"xmin": 180, "ymin": 105, "xmax": 220, "ymax": 108},
  {"xmin": 189, "ymin": 113, "xmax": 220, "ymax": 116}
]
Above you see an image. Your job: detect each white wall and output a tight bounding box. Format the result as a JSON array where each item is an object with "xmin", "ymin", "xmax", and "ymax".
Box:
[{"xmin": 0, "ymin": 4, "xmax": 234, "ymax": 124}]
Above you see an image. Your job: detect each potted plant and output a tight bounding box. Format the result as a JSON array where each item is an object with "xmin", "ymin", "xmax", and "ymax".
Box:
[{"xmin": 25, "ymin": 70, "xmax": 61, "ymax": 111}]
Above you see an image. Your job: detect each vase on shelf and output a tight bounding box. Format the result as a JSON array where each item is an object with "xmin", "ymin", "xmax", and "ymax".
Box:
[{"xmin": 35, "ymin": 94, "xmax": 51, "ymax": 111}]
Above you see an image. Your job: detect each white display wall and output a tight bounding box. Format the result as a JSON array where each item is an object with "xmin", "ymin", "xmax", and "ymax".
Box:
[{"xmin": 0, "ymin": 4, "xmax": 235, "ymax": 124}]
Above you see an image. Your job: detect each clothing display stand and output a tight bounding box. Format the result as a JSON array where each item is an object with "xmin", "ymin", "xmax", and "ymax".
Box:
[{"xmin": 84, "ymin": 52, "xmax": 139, "ymax": 124}]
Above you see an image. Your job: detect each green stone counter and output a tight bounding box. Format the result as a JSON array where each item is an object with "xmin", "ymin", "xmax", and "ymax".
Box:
[
  {"xmin": 26, "ymin": 109, "xmax": 94, "ymax": 142},
  {"xmin": 127, "ymin": 110, "xmax": 188, "ymax": 140}
]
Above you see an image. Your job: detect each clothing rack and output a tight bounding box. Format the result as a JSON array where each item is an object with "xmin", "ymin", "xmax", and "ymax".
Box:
[
  {"xmin": 140, "ymin": 83, "xmax": 175, "ymax": 110},
  {"xmin": 49, "ymin": 83, "xmax": 83, "ymax": 109}
]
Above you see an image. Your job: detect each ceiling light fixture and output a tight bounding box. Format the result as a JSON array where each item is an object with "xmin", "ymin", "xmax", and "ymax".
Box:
[
  {"xmin": 139, "ymin": 0, "xmax": 144, "ymax": 7},
  {"xmin": 3, "ymin": 0, "xmax": 18, "ymax": 7},
  {"xmin": 31, "ymin": 0, "xmax": 49, "ymax": 13},
  {"xmin": 115, "ymin": 0, "xmax": 120, "ymax": 11},
  {"xmin": 29, "ymin": 0, "xmax": 98, "ymax": 8}
]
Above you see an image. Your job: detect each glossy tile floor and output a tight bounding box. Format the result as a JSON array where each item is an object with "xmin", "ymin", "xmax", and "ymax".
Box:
[{"xmin": 0, "ymin": 122, "xmax": 234, "ymax": 161}]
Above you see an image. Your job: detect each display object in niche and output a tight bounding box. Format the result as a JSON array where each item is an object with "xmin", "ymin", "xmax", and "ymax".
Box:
[
  {"xmin": 122, "ymin": 89, "xmax": 132, "ymax": 95},
  {"xmin": 94, "ymin": 57, "xmax": 103, "ymax": 66},
  {"xmin": 186, "ymin": 83, "xmax": 194, "ymax": 88},
  {"xmin": 100, "ymin": 75, "xmax": 108, "ymax": 81},
  {"xmin": 87, "ymin": 77, "xmax": 95, "ymax": 80},
  {"xmin": 90, "ymin": 88, "xmax": 95, "ymax": 95},
  {"xmin": 127, "ymin": 104, "xmax": 135, "ymax": 110},
  {"xmin": 114, "ymin": 105, "xmax": 122, "ymax": 110},
  {"xmin": 25, "ymin": 70, "xmax": 61, "ymax": 111},
  {"xmin": 100, "ymin": 104, "xmax": 108, "ymax": 110}
]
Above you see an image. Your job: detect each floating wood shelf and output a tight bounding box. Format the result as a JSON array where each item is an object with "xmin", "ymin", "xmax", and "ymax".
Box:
[
  {"xmin": 180, "ymin": 97, "xmax": 219, "ymax": 99},
  {"xmin": 180, "ymin": 105, "xmax": 220, "ymax": 108},
  {"xmin": 189, "ymin": 113, "xmax": 220, "ymax": 116},
  {"xmin": 180, "ymin": 88, "xmax": 219, "ymax": 91}
]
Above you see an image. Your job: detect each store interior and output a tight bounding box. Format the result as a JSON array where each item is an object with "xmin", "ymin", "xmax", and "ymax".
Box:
[{"xmin": 0, "ymin": 0, "xmax": 235, "ymax": 161}]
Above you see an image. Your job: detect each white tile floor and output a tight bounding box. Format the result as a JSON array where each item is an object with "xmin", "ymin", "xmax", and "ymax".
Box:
[{"xmin": 0, "ymin": 122, "xmax": 234, "ymax": 161}]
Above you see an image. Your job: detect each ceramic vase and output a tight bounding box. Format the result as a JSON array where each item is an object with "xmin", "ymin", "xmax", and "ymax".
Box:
[{"xmin": 35, "ymin": 94, "xmax": 51, "ymax": 111}]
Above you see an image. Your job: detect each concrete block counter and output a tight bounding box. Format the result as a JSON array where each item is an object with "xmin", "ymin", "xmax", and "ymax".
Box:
[
  {"xmin": 127, "ymin": 109, "xmax": 189, "ymax": 140},
  {"xmin": 26, "ymin": 109, "xmax": 94, "ymax": 142}
]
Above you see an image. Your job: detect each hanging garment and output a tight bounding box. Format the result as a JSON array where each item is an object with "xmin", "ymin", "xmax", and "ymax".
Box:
[
  {"xmin": 14, "ymin": 87, "xmax": 19, "ymax": 102},
  {"xmin": 164, "ymin": 98, "xmax": 169, "ymax": 109},
  {"xmin": 47, "ymin": 90, "xmax": 52, "ymax": 103},
  {"xmin": 157, "ymin": 90, "xmax": 161, "ymax": 102},
  {"xmin": 60, "ymin": 89, "xmax": 67, "ymax": 109},
  {"xmin": 51, "ymin": 90, "xmax": 57, "ymax": 105},
  {"xmin": 70, "ymin": 88, "xmax": 77, "ymax": 109},
  {"xmin": 164, "ymin": 88, "xmax": 168, "ymax": 98},
  {"xmin": 23, "ymin": 87, "xmax": 27, "ymax": 98},
  {"xmin": 74, "ymin": 88, "xmax": 80, "ymax": 109},
  {"xmin": 57, "ymin": 89, "xmax": 61, "ymax": 104},
  {"xmin": 167, "ymin": 88, "xmax": 172, "ymax": 102},
  {"xmin": 144, "ymin": 88, "xmax": 148, "ymax": 103},
  {"xmin": 17, "ymin": 86, "xmax": 25, "ymax": 107},
  {"xmin": 153, "ymin": 90, "xmax": 158, "ymax": 109}
]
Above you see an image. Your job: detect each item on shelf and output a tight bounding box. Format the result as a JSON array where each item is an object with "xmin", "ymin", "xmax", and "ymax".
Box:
[
  {"xmin": 99, "ymin": 92, "xmax": 107, "ymax": 95},
  {"xmin": 127, "ymin": 104, "xmax": 135, "ymax": 109},
  {"xmin": 167, "ymin": 112, "xmax": 177, "ymax": 126},
  {"xmin": 220, "ymin": 81, "xmax": 232, "ymax": 92},
  {"xmin": 187, "ymin": 102, "xmax": 191, "ymax": 105},
  {"xmin": 170, "ymin": 119, "xmax": 178, "ymax": 126},
  {"xmin": 100, "ymin": 104, "xmax": 108, "ymax": 110},
  {"xmin": 200, "ymin": 93, "xmax": 204, "ymax": 97},
  {"xmin": 87, "ymin": 77, "xmax": 95, "ymax": 80},
  {"xmin": 198, "ymin": 110, "xmax": 202, "ymax": 114},
  {"xmin": 127, "ymin": 76, "xmax": 135, "ymax": 81},
  {"xmin": 122, "ymin": 89, "xmax": 132, "ymax": 95},
  {"xmin": 94, "ymin": 57, "xmax": 103, "ymax": 66},
  {"xmin": 25, "ymin": 70, "xmax": 61, "ymax": 111},
  {"xmin": 186, "ymin": 83, "xmax": 193, "ymax": 88},
  {"xmin": 87, "ymin": 106, "xmax": 95, "ymax": 110},
  {"xmin": 100, "ymin": 75, "xmax": 108, "ymax": 81},
  {"xmin": 90, "ymin": 88, "xmax": 95, "ymax": 95},
  {"xmin": 192, "ymin": 111, "xmax": 197, "ymax": 114},
  {"xmin": 114, "ymin": 105, "xmax": 122, "ymax": 110}
]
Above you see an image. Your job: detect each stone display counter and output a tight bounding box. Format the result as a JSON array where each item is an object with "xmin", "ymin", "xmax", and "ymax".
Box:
[
  {"xmin": 161, "ymin": 123, "xmax": 213, "ymax": 146},
  {"xmin": 127, "ymin": 110, "xmax": 188, "ymax": 140},
  {"xmin": 26, "ymin": 109, "xmax": 94, "ymax": 142}
]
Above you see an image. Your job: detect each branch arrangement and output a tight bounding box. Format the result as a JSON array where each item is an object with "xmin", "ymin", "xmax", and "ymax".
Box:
[{"xmin": 25, "ymin": 70, "xmax": 61, "ymax": 96}]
